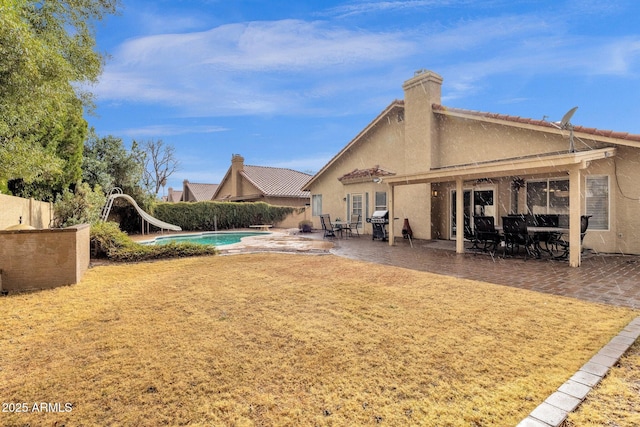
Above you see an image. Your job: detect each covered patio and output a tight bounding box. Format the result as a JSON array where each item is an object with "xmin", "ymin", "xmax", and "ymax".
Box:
[{"xmin": 384, "ymin": 147, "xmax": 616, "ymax": 267}]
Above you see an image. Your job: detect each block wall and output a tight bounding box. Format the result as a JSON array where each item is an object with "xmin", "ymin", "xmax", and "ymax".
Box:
[
  {"xmin": 0, "ymin": 194, "xmax": 52, "ymax": 230},
  {"xmin": 0, "ymin": 224, "xmax": 90, "ymax": 293}
]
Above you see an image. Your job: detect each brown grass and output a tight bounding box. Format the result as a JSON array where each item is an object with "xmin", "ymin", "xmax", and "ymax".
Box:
[
  {"xmin": 565, "ymin": 339, "xmax": 640, "ymax": 427},
  {"xmin": 0, "ymin": 253, "xmax": 636, "ymax": 426}
]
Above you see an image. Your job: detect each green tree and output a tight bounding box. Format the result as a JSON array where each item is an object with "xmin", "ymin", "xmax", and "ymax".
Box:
[
  {"xmin": 0, "ymin": 0, "xmax": 119, "ymax": 188},
  {"xmin": 7, "ymin": 98, "xmax": 87, "ymax": 200},
  {"xmin": 82, "ymin": 132, "xmax": 154, "ymax": 232},
  {"xmin": 83, "ymin": 132, "xmax": 144, "ymax": 196}
]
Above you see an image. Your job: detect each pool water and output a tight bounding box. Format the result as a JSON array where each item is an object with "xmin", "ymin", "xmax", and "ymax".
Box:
[{"xmin": 145, "ymin": 231, "xmax": 270, "ymax": 247}]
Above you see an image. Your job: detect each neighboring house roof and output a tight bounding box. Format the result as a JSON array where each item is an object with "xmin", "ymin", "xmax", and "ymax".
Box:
[
  {"xmin": 167, "ymin": 189, "xmax": 183, "ymax": 202},
  {"xmin": 338, "ymin": 166, "xmax": 396, "ymax": 183},
  {"xmin": 241, "ymin": 165, "xmax": 311, "ymax": 198},
  {"xmin": 184, "ymin": 182, "xmax": 218, "ymax": 201}
]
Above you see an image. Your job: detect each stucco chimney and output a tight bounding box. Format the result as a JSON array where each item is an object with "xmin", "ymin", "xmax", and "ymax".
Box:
[
  {"xmin": 402, "ymin": 70, "xmax": 443, "ymax": 172},
  {"xmin": 231, "ymin": 154, "xmax": 244, "ymax": 198},
  {"xmin": 183, "ymin": 179, "xmax": 190, "ymax": 201}
]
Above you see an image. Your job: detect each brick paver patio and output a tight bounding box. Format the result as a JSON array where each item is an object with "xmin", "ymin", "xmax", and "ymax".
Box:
[{"xmin": 322, "ymin": 235, "xmax": 640, "ymax": 309}]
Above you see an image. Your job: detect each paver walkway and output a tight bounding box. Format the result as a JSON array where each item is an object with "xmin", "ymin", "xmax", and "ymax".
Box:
[{"xmin": 323, "ymin": 235, "xmax": 640, "ymax": 309}]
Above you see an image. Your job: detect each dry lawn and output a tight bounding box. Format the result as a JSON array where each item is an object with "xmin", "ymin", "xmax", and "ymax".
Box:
[
  {"xmin": 0, "ymin": 253, "xmax": 636, "ymax": 426},
  {"xmin": 566, "ymin": 339, "xmax": 640, "ymax": 426}
]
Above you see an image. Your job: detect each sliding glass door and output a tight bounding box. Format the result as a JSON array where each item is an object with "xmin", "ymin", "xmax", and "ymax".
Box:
[{"xmin": 450, "ymin": 187, "xmax": 496, "ymax": 239}]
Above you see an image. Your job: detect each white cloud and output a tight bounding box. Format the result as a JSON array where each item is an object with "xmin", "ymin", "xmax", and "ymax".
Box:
[
  {"xmin": 94, "ymin": 19, "xmax": 414, "ymax": 115},
  {"xmin": 119, "ymin": 124, "xmax": 228, "ymax": 138},
  {"xmin": 93, "ymin": 9, "xmax": 640, "ymax": 119},
  {"xmin": 589, "ymin": 38, "xmax": 640, "ymax": 75},
  {"xmin": 325, "ymin": 0, "xmax": 469, "ymax": 18}
]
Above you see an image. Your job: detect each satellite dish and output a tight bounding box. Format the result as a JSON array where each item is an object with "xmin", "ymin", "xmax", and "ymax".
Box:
[
  {"xmin": 551, "ymin": 106, "xmax": 579, "ymax": 153},
  {"xmin": 560, "ymin": 106, "xmax": 578, "ymax": 129}
]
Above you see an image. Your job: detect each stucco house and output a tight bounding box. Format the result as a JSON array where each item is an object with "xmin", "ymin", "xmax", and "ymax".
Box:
[
  {"xmin": 181, "ymin": 180, "xmax": 219, "ymax": 202},
  {"xmin": 166, "ymin": 187, "xmax": 183, "ymax": 202},
  {"xmin": 213, "ymin": 154, "xmax": 311, "ymax": 208},
  {"xmin": 303, "ymin": 70, "xmax": 640, "ymax": 267}
]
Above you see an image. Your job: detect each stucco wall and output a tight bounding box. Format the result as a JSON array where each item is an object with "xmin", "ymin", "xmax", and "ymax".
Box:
[
  {"xmin": 0, "ymin": 224, "xmax": 90, "ymax": 293},
  {"xmin": 263, "ymin": 196, "xmax": 309, "ymax": 208},
  {"xmin": 605, "ymin": 146, "xmax": 640, "ymax": 254},
  {"xmin": 308, "ymin": 72, "xmax": 639, "ymax": 255},
  {"xmin": 393, "ymin": 184, "xmax": 430, "ymax": 239},
  {"xmin": 432, "ymin": 115, "xmax": 609, "ymax": 168},
  {"xmin": 225, "ymin": 175, "xmax": 261, "ymax": 200},
  {"xmin": 274, "ymin": 207, "xmax": 310, "ymax": 229},
  {"xmin": 0, "ymin": 194, "xmax": 52, "ymax": 230},
  {"xmin": 306, "ymin": 107, "xmax": 409, "ymax": 234}
]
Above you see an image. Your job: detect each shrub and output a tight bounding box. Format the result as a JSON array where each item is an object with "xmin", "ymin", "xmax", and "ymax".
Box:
[
  {"xmin": 152, "ymin": 201, "xmax": 295, "ymax": 231},
  {"xmin": 90, "ymin": 222, "xmax": 217, "ymax": 262},
  {"xmin": 53, "ymin": 182, "xmax": 106, "ymax": 227}
]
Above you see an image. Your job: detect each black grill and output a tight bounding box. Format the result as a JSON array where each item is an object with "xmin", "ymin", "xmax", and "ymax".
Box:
[{"xmin": 367, "ymin": 210, "xmax": 389, "ymax": 241}]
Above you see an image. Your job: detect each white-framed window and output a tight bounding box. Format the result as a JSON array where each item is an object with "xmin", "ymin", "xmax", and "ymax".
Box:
[
  {"xmin": 312, "ymin": 194, "xmax": 322, "ymax": 216},
  {"xmin": 375, "ymin": 191, "xmax": 387, "ymax": 211},
  {"xmin": 526, "ymin": 178, "xmax": 569, "ymax": 215},
  {"xmin": 586, "ymin": 176, "xmax": 609, "ymax": 230}
]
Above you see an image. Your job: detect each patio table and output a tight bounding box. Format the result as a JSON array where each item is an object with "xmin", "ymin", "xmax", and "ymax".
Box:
[
  {"xmin": 332, "ymin": 221, "xmax": 348, "ymax": 238},
  {"xmin": 495, "ymin": 226, "xmax": 569, "ymax": 258}
]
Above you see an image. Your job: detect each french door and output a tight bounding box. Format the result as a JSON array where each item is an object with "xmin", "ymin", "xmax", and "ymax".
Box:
[{"xmin": 349, "ymin": 193, "xmax": 363, "ymax": 230}]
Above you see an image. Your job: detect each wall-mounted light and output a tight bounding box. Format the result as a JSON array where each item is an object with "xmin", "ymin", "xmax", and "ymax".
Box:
[
  {"xmin": 432, "ymin": 190, "xmax": 439, "ymax": 197},
  {"xmin": 373, "ymin": 177, "xmax": 383, "ymax": 184}
]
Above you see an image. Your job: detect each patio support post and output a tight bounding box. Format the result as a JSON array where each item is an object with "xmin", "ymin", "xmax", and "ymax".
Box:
[
  {"xmin": 388, "ymin": 184, "xmax": 395, "ymax": 245},
  {"xmin": 569, "ymin": 167, "xmax": 582, "ymax": 267},
  {"xmin": 456, "ymin": 178, "xmax": 465, "ymax": 254}
]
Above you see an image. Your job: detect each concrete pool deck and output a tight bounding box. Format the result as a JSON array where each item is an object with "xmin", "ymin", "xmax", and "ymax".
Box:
[{"xmin": 131, "ymin": 229, "xmax": 333, "ymax": 254}]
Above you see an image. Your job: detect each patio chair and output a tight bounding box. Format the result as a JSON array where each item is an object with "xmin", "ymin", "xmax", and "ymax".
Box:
[
  {"xmin": 472, "ymin": 216, "xmax": 501, "ymax": 256},
  {"xmin": 343, "ymin": 214, "xmax": 361, "ymax": 237},
  {"xmin": 319, "ymin": 214, "xmax": 336, "ymax": 238},
  {"xmin": 551, "ymin": 215, "xmax": 591, "ymax": 259},
  {"xmin": 530, "ymin": 214, "xmax": 560, "ymax": 256},
  {"xmin": 502, "ymin": 215, "xmax": 537, "ymax": 259}
]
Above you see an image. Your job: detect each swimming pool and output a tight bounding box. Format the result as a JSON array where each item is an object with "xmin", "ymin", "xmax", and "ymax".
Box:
[{"xmin": 144, "ymin": 231, "xmax": 271, "ymax": 247}]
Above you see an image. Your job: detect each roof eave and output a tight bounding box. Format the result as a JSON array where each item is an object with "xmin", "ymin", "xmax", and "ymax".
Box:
[
  {"xmin": 303, "ymin": 100, "xmax": 405, "ymax": 191},
  {"xmin": 384, "ymin": 147, "xmax": 617, "ymax": 185}
]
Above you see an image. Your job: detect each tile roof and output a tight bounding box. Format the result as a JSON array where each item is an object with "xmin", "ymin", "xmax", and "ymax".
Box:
[
  {"xmin": 167, "ymin": 189, "xmax": 183, "ymax": 202},
  {"xmin": 241, "ymin": 165, "xmax": 311, "ymax": 198},
  {"xmin": 185, "ymin": 182, "xmax": 218, "ymax": 201},
  {"xmin": 338, "ymin": 166, "xmax": 396, "ymax": 182},
  {"xmin": 432, "ymin": 104, "xmax": 640, "ymax": 143}
]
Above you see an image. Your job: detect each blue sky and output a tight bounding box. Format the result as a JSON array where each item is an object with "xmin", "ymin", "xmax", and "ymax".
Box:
[{"xmin": 88, "ymin": 0, "xmax": 640, "ymax": 194}]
